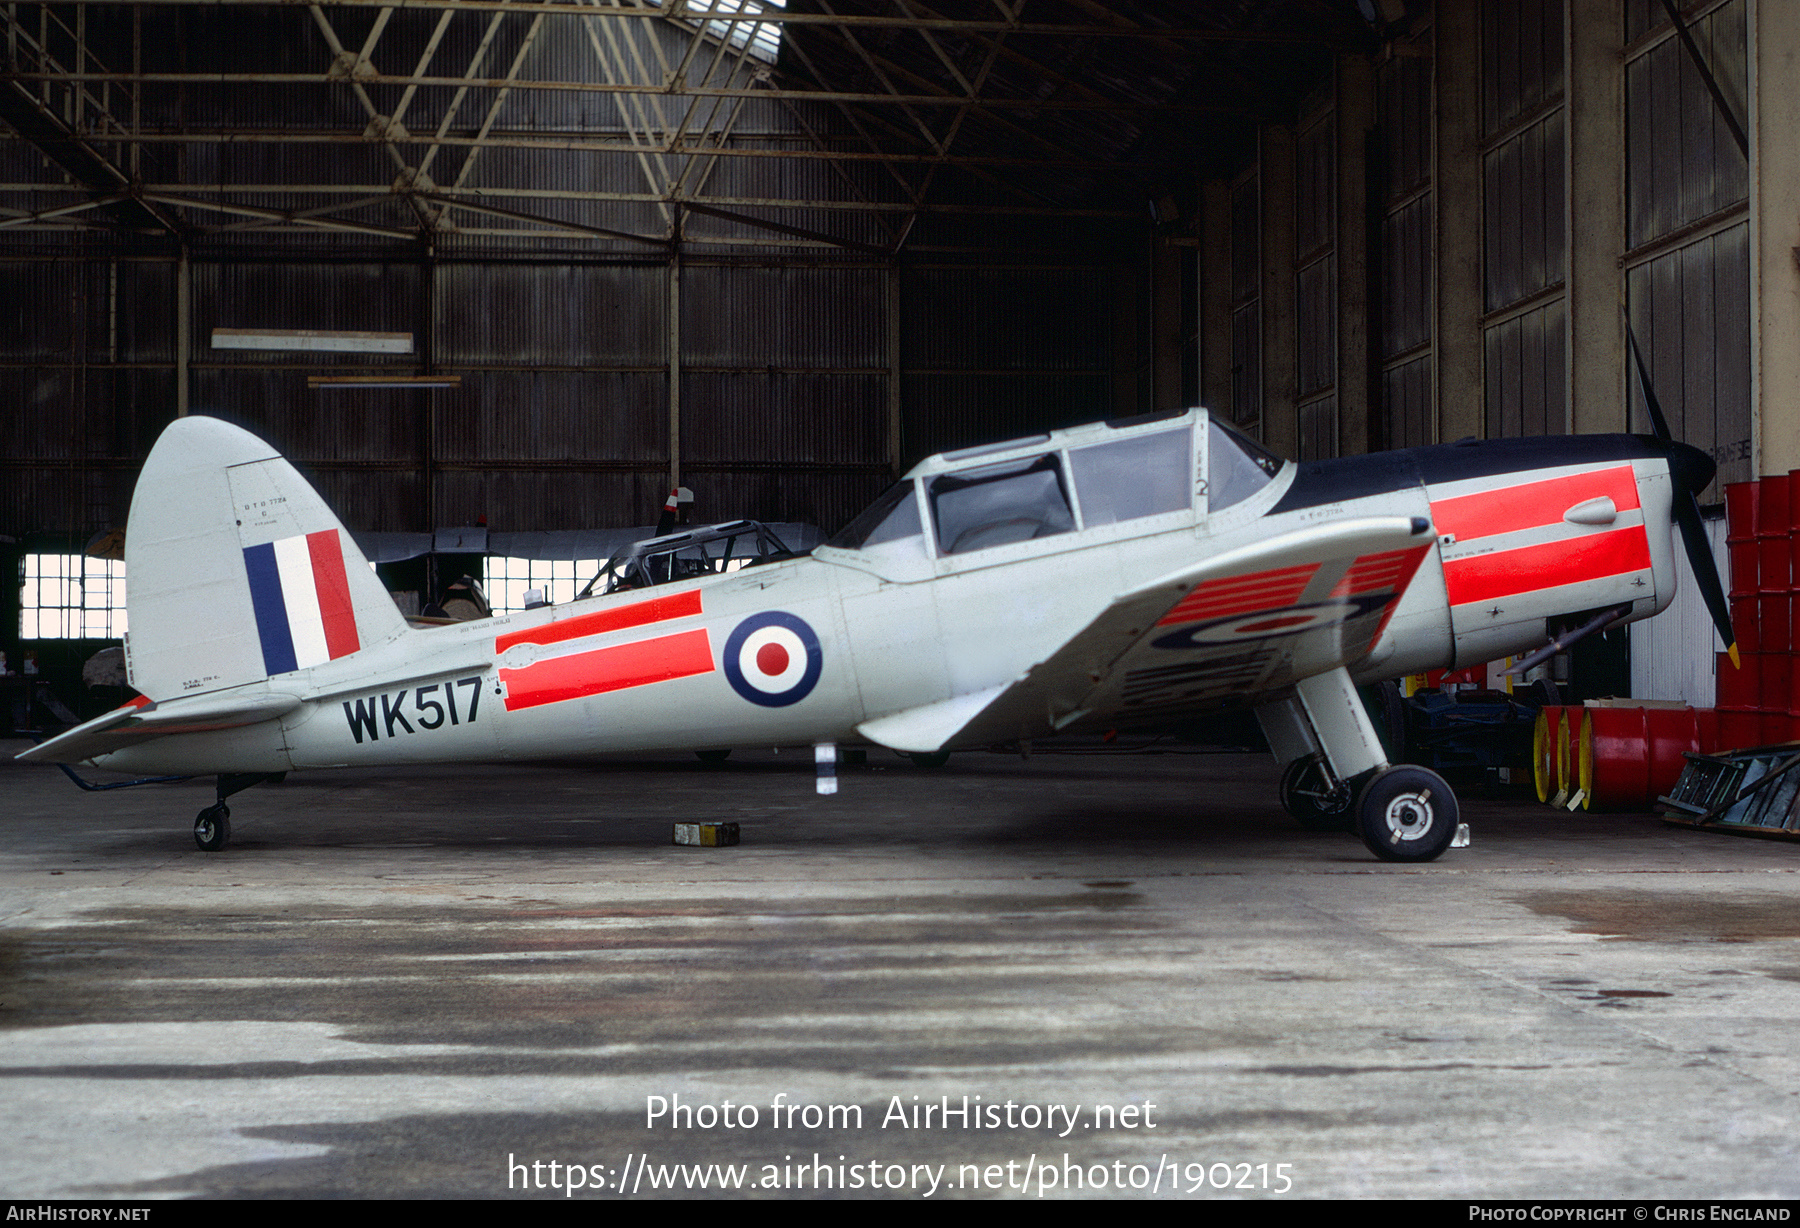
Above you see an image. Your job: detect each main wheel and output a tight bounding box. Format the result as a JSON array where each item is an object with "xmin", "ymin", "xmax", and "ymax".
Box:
[
  {"xmin": 193, "ymin": 803, "xmax": 231, "ymax": 852},
  {"xmin": 1280, "ymin": 758, "xmax": 1355, "ymax": 831},
  {"xmin": 908, "ymin": 751, "xmax": 951, "ymax": 769},
  {"xmin": 1355, "ymin": 765, "xmax": 1458, "ymax": 862}
]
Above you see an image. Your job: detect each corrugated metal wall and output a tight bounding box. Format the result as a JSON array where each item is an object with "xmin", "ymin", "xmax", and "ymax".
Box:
[
  {"xmin": 1228, "ymin": 169, "xmax": 1261, "ymax": 430},
  {"xmin": 1376, "ymin": 29, "xmax": 1433, "ymax": 450},
  {"xmin": 1295, "ymin": 80, "xmax": 1338, "ymax": 461},
  {"xmin": 1480, "ymin": 0, "xmax": 1568, "ymax": 440},
  {"xmin": 1623, "ymin": 0, "xmax": 1750, "ymax": 494}
]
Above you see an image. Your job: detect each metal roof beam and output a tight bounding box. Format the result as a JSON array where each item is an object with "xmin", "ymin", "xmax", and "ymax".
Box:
[{"xmin": 33, "ymin": 2, "xmax": 1350, "ymax": 44}]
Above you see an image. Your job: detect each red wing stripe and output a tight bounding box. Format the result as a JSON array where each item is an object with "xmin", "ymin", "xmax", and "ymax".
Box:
[
  {"xmin": 1444, "ymin": 527, "xmax": 1651, "ymax": 607},
  {"xmin": 495, "ymin": 590, "xmax": 703, "ymax": 654},
  {"xmin": 1159, "ymin": 563, "xmax": 1319, "ymax": 626},
  {"xmin": 1357, "ymin": 545, "xmax": 1431, "ymax": 643},
  {"xmin": 499, "ymin": 628, "xmax": 715, "ymax": 711},
  {"xmin": 1330, "ymin": 546, "xmax": 1429, "ymax": 598},
  {"xmin": 1431, "ymin": 466, "xmax": 1640, "ymax": 544}
]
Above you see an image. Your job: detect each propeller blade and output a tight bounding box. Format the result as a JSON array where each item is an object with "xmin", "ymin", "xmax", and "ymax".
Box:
[
  {"xmin": 1624, "ymin": 313, "xmax": 1738, "ymax": 665},
  {"xmin": 1674, "ymin": 484, "xmax": 1739, "ymax": 667},
  {"xmin": 1623, "ymin": 315, "xmax": 1674, "ymax": 441}
]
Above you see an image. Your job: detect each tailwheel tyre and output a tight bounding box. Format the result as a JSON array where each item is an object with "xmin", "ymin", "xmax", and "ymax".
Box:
[
  {"xmin": 193, "ymin": 803, "xmax": 231, "ymax": 852},
  {"xmin": 1279, "ymin": 758, "xmax": 1355, "ymax": 831},
  {"xmin": 908, "ymin": 751, "xmax": 951, "ymax": 769},
  {"xmin": 1355, "ymin": 765, "xmax": 1458, "ymax": 862},
  {"xmin": 695, "ymin": 749, "xmax": 731, "ymax": 763}
]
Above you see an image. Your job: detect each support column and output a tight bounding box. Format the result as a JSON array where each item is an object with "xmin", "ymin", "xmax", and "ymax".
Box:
[
  {"xmin": 174, "ymin": 247, "xmax": 189, "ymax": 417},
  {"xmin": 1200, "ymin": 178, "xmax": 1233, "ymax": 415},
  {"xmin": 1434, "ymin": 0, "xmax": 1484, "ymax": 443},
  {"xmin": 1753, "ymin": 0, "xmax": 1800, "ymax": 474},
  {"xmin": 1112, "ymin": 258, "xmax": 1141, "ymax": 416},
  {"xmin": 887, "ymin": 263, "xmax": 902, "ymax": 476},
  {"xmin": 1338, "ymin": 53, "xmax": 1375, "ymax": 456},
  {"xmin": 1261, "ymin": 123, "xmax": 1298, "ymax": 459},
  {"xmin": 668, "ymin": 251, "xmax": 681, "ymax": 490},
  {"xmin": 1151, "ymin": 232, "xmax": 1184, "ymax": 413},
  {"xmin": 1567, "ymin": 0, "xmax": 1625, "ymax": 436}
]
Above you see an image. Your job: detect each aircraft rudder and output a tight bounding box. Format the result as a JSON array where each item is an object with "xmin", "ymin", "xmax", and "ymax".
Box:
[{"xmin": 124, "ymin": 416, "xmax": 408, "ymax": 699}]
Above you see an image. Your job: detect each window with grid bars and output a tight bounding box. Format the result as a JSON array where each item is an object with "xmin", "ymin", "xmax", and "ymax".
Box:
[
  {"xmin": 19, "ymin": 554, "xmax": 128, "ymax": 639},
  {"xmin": 484, "ymin": 557, "xmax": 603, "ymax": 615}
]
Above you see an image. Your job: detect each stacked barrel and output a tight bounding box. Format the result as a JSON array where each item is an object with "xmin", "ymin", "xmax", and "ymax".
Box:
[
  {"xmin": 1533, "ymin": 702, "xmax": 1715, "ymax": 810},
  {"xmin": 1723, "ymin": 474, "xmax": 1798, "ymax": 747}
]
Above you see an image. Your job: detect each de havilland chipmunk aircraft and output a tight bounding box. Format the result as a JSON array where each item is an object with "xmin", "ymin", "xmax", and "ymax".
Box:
[{"xmin": 19, "ymin": 364, "xmax": 1733, "ymax": 864}]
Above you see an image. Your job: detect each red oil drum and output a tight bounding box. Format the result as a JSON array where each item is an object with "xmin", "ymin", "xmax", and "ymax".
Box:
[
  {"xmin": 1729, "ymin": 539, "xmax": 1759, "ymax": 595},
  {"xmin": 1645, "ymin": 707, "xmax": 1703, "ymax": 802},
  {"xmin": 1534, "ymin": 705, "xmax": 1566, "ymax": 803},
  {"xmin": 1762, "ymin": 593, "xmax": 1792, "ymax": 653},
  {"xmin": 1764, "ymin": 713, "xmax": 1796, "ymax": 745},
  {"xmin": 1726, "ymin": 480, "xmax": 1760, "ymax": 540},
  {"xmin": 1759, "ymin": 474, "xmax": 1791, "ymax": 591},
  {"xmin": 1580, "ymin": 707, "xmax": 1650, "ymax": 811},
  {"xmin": 1789, "ymin": 468, "xmax": 1800, "ymax": 583},
  {"xmin": 1718, "ymin": 652, "xmax": 1762, "ymax": 709},
  {"xmin": 1716, "ymin": 708, "xmax": 1764, "ymax": 751},
  {"xmin": 1695, "ymin": 706, "xmax": 1720, "ymax": 753},
  {"xmin": 1732, "ymin": 595, "xmax": 1761, "ymax": 653},
  {"xmin": 1727, "ymin": 481, "xmax": 1760, "ymax": 595},
  {"xmin": 1763, "ymin": 653, "xmax": 1792, "ymax": 713}
]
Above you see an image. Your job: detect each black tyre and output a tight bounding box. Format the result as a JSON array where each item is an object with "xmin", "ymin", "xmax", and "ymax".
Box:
[
  {"xmin": 1355, "ymin": 765, "xmax": 1458, "ymax": 862},
  {"xmin": 193, "ymin": 804, "xmax": 231, "ymax": 852},
  {"xmin": 1279, "ymin": 758, "xmax": 1356, "ymax": 831},
  {"xmin": 908, "ymin": 751, "xmax": 951, "ymax": 769},
  {"xmin": 695, "ymin": 749, "xmax": 731, "ymax": 763}
]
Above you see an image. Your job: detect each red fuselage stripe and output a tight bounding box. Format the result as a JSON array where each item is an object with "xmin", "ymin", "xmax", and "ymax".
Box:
[
  {"xmin": 1444, "ymin": 527, "xmax": 1652, "ymax": 606},
  {"xmin": 1430, "ymin": 465, "xmax": 1640, "ymax": 544},
  {"xmin": 499, "ymin": 628, "xmax": 716, "ymax": 711},
  {"xmin": 494, "ymin": 589, "xmax": 704, "ymax": 654},
  {"xmin": 307, "ymin": 529, "xmax": 361, "ymax": 659}
]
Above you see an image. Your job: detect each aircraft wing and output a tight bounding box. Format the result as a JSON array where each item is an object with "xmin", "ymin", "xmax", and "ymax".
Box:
[
  {"xmin": 16, "ymin": 691, "xmax": 304, "ymax": 765},
  {"xmin": 857, "ymin": 515, "xmax": 1435, "ymax": 753}
]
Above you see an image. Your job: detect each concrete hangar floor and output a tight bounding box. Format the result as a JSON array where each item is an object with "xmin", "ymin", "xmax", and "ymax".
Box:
[{"xmin": 3, "ymin": 738, "xmax": 1800, "ymax": 1201}]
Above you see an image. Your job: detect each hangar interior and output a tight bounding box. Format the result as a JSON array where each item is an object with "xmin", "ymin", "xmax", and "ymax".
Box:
[{"xmin": 0, "ymin": 0, "xmax": 1788, "ymax": 717}]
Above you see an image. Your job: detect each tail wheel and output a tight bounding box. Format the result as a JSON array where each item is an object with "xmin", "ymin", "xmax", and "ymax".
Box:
[
  {"xmin": 193, "ymin": 803, "xmax": 231, "ymax": 852},
  {"xmin": 908, "ymin": 751, "xmax": 950, "ymax": 769},
  {"xmin": 1355, "ymin": 766, "xmax": 1458, "ymax": 862},
  {"xmin": 1279, "ymin": 758, "xmax": 1355, "ymax": 831}
]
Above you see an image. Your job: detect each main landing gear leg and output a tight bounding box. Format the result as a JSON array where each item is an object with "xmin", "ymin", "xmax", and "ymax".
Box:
[
  {"xmin": 192, "ymin": 772, "xmax": 281, "ymax": 852},
  {"xmin": 1256, "ymin": 668, "xmax": 1460, "ymax": 863}
]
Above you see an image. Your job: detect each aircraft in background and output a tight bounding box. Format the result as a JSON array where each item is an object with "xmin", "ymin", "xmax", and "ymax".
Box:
[{"xmin": 19, "ymin": 374, "xmax": 1730, "ymax": 863}]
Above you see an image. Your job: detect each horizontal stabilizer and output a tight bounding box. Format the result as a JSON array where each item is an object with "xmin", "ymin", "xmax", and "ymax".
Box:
[
  {"xmin": 857, "ymin": 685, "xmax": 1005, "ymax": 754},
  {"xmin": 16, "ymin": 691, "xmax": 301, "ymax": 765}
]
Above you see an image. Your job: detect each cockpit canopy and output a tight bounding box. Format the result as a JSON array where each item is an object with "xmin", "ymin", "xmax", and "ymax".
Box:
[
  {"xmin": 578, "ymin": 520, "xmax": 799, "ymax": 597},
  {"xmin": 826, "ymin": 411, "xmax": 1282, "ymax": 561}
]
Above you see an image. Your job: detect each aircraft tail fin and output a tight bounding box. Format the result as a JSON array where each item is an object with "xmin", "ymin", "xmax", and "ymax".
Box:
[{"xmin": 123, "ymin": 416, "xmax": 409, "ymax": 701}]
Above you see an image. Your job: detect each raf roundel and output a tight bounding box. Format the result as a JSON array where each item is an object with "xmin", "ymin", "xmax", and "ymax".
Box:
[{"xmin": 723, "ymin": 611, "xmax": 823, "ymax": 707}]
